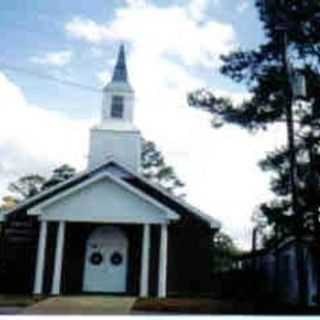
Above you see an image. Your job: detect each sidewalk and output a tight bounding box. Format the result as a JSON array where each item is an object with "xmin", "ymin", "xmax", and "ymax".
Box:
[{"xmin": 22, "ymin": 296, "xmax": 136, "ymax": 315}]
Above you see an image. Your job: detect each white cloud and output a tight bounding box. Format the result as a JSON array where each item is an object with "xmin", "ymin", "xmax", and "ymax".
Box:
[
  {"xmin": 97, "ymin": 70, "xmax": 111, "ymax": 86},
  {"xmin": 65, "ymin": 5, "xmax": 236, "ymax": 68},
  {"xmin": 90, "ymin": 47, "xmax": 104, "ymax": 58},
  {"xmin": 187, "ymin": 0, "xmax": 210, "ymax": 22},
  {"xmin": 0, "ymin": 72, "xmax": 91, "ymax": 199},
  {"xmin": 0, "ymin": 1, "xmax": 282, "ymax": 249},
  {"xmin": 213, "ymin": 89, "xmax": 250, "ymax": 105},
  {"xmin": 124, "ymin": 0, "xmax": 147, "ymax": 8},
  {"xmin": 30, "ymin": 50, "xmax": 73, "ymax": 66},
  {"xmin": 237, "ymin": 0, "xmax": 249, "ymax": 13},
  {"xmin": 63, "ymin": 3, "xmax": 286, "ymax": 249},
  {"xmin": 65, "ymin": 18, "xmax": 114, "ymax": 44}
]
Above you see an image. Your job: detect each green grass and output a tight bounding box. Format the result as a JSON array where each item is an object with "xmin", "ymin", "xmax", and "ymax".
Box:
[
  {"xmin": 133, "ymin": 298, "xmax": 255, "ymax": 314},
  {"xmin": 0, "ymin": 295, "xmax": 44, "ymax": 307},
  {"xmin": 133, "ymin": 298, "xmax": 320, "ymax": 315}
]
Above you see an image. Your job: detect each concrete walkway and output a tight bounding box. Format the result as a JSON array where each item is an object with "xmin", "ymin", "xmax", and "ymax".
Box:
[
  {"xmin": 22, "ymin": 296, "xmax": 137, "ymax": 315},
  {"xmin": 0, "ymin": 307, "xmax": 24, "ymax": 315}
]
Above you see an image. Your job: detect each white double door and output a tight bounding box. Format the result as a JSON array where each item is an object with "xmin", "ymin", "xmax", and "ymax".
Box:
[{"xmin": 83, "ymin": 226, "xmax": 128, "ymax": 293}]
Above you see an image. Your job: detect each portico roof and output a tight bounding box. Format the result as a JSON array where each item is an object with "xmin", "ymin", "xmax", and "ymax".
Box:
[
  {"xmin": 3, "ymin": 157, "xmax": 221, "ymax": 229},
  {"xmin": 29, "ymin": 171, "xmax": 179, "ymax": 223}
]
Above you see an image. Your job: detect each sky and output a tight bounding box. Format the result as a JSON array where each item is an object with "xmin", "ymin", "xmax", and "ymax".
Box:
[{"xmin": 0, "ymin": 0, "xmax": 287, "ymax": 248}]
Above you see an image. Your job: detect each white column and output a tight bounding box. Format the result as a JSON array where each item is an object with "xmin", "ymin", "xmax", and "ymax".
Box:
[
  {"xmin": 33, "ymin": 221, "xmax": 48, "ymax": 295},
  {"xmin": 51, "ymin": 221, "xmax": 65, "ymax": 295},
  {"xmin": 140, "ymin": 224, "xmax": 150, "ymax": 297},
  {"xmin": 158, "ymin": 223, "xmax": 168, "ymax": 298}
]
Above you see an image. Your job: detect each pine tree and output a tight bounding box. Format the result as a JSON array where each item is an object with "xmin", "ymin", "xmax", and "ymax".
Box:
[
  {"xmin": 42, "ymin": 164, "xmax": 76, "ymax": 190},
  {"xmin": 188, "ymin": 0, "xmax": 320, "ymax": 241},
  {"xmin": 141, "ymin": 139, "xmax": 185, "ymax": 196},
  {"xmin": 188, "ymin": 1, "xmax": 320, "ymax": 305}
]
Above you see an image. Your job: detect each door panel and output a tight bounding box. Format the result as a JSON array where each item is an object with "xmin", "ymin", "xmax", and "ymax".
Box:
[{"xmin": 83, "ymin": 226, "xmax": 128, "ymax": 293}]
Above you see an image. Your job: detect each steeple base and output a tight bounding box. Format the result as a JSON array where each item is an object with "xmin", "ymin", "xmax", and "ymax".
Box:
[{"xmin": 88, "ymin": 125, "xmax": 141, "ymax": 172}]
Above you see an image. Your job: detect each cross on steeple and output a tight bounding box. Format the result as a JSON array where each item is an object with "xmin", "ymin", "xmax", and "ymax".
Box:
[{"xmin": 111, "ymin": 44, "xmax": 128, "ymax": 82}]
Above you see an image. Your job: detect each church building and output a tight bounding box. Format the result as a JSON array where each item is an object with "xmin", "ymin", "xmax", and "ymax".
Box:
[{"xmin": 0, "ymin": 46, "xmax": 221, "ymax": 297}]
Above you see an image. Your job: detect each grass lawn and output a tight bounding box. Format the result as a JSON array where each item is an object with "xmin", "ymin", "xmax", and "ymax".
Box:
[
  {"xmin": 0, "ymin": 295, "xmax": 44, "ymax": 307},
  {"xmin": 133, "ymin": 298, "xmax": 255, "ymax": 314},
  {"xmin": 133, "ymin": 298, "xmax": 320, "ymax": 315}
]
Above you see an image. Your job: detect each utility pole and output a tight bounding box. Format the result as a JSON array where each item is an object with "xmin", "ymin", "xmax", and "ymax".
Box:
[
  {"xmin": 280, "ymin": 28, "xmax": 305, "ymax": 307},
  {"xmin": 307, "ymin": 102, "xmax": 320, "ymax": 303},
  {"xmin": 276, "ymin": 1, "xmax": 306, "ymax": 306}
]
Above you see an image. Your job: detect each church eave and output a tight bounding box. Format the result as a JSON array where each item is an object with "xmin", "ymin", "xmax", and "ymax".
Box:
[{"xmin": 3, "ymin": 158, "xmax": 221, "ymax": 230}]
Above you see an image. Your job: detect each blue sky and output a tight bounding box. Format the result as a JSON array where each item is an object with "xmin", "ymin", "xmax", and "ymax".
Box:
[
  {"xmin": 0, "ymin": 0, "xmax": 282, "ymax": 248},
  {"xmin": 0, "ymin": 0, "xmax": 264, "ymax": 116}
]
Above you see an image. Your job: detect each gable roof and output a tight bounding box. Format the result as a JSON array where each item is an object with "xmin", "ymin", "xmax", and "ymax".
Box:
[
  {"xmin": 29, "ymin": 171, "xmax": 179, "ymax": 222},
  {"xmin": 2, "ymin": 157, "xmax": 221, "ymax": 229}
]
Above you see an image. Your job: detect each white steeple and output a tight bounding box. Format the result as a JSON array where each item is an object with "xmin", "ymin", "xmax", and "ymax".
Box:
[
  {"xmin": 88, "ymin": 45, "xmax": 141, "ymax": 171},
  {"xmin": 101, "ymin": 44, "xmax": 134, "ymax": 123}
]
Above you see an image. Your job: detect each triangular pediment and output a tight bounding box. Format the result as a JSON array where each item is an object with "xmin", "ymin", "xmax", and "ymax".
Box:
[{"xmin": 29, "ymin": 171, "xmax": 178, "ymax": 223}]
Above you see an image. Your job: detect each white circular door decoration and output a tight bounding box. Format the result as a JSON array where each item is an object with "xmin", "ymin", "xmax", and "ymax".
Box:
[{"xmin": 83, "ymin": 226, "xmax": 128, "ymax": 293}]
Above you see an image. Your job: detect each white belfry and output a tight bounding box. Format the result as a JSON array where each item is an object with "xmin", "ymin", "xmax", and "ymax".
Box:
[{"xmin": 88, "ymin": 45, "xmax": 141, "ymax": 172}]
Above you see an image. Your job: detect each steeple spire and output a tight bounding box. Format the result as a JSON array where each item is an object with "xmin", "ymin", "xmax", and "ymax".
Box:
[
  {"xmin": 111, "ymin": 44, "xmax": 128, "ymax": 82},
  {"xmin": 89, "ymin": 44, "xmax": 140, "ymax": 172}
]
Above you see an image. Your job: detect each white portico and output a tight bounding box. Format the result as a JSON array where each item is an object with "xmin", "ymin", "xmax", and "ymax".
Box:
[{"xmin": 31, "ymin": 169, "xmax": 179, "ymax": 296}]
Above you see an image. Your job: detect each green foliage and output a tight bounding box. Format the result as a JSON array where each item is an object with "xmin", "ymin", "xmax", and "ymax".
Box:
[
  {"xmin": 0, "ymin": 195, "xmax": 19, "ymax": 210},
  {"xmin": 212, "ymin": 231, "xmax": 241, "ymax": 272},
  {"xmin": 2, "ymin": 164, "xmax": 77, "ymax": 207},
  {"xmin": 8, "ymin": 174, "xmax": 47, "ymax": 200},
  {"xmin": 42, "ymin": 164, "xmax": 76, "ymax": 190},
  {"xmin": 141, "ymin": 139, "xmax": 185, "ymax": 196},
  {"xmin": 188, "ymin": 0, "xmax": 320, "ymax": 245}
]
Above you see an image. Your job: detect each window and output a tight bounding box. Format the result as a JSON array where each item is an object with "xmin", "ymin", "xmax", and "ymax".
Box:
[{"xmin": 111, "ymin": 95, "xmax": 124, "ymax": 118}]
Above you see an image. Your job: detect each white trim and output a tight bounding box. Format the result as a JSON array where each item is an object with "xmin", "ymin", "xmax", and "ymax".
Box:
[
  {"xmin": 40, "ymin": 214, "xmax": 168, "ymax": 224},
  {"xmin": 33, "ymin": 221, "xmax": 47, "ymax": 295},
  {"xmin": 51, "ymin": 221, "xmax": 65, "ymax": 295},
  {"xmin": 106, "ymin": 159, "xmax": 221, "ymax": 229},
  {"xmin": 158, "ymin": 223, "xmax": 168, "ymax": 298},
  {"xmin": 29, "ymin": 172, "xmax": 179, "ymax": 221},
  {"xmin": 108, "ymin": 174, "xmax": 178, "ymax": 220},
  {"xmin": 3, "ymin": 156, "xmax": 117, "ymax": 218},
  {"xmin": 140, "ymin": 224, "xmax": 150, "ymax": 297},
  {"xmin": 5, "ymin": 156, "xmax": 220, "ymax": 229}
]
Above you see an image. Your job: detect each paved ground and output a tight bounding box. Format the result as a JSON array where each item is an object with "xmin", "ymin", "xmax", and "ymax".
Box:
[
  {"xmin": 1, "ymin": 296, "xmax": 317, "ymax": 315},
  {"xmin": 21, "ymin": 296, "xmax": 137, "ymax": 315},
  {"xmin": 0, "ymin": 307, "xmax": 24, "ymax": 315}
]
